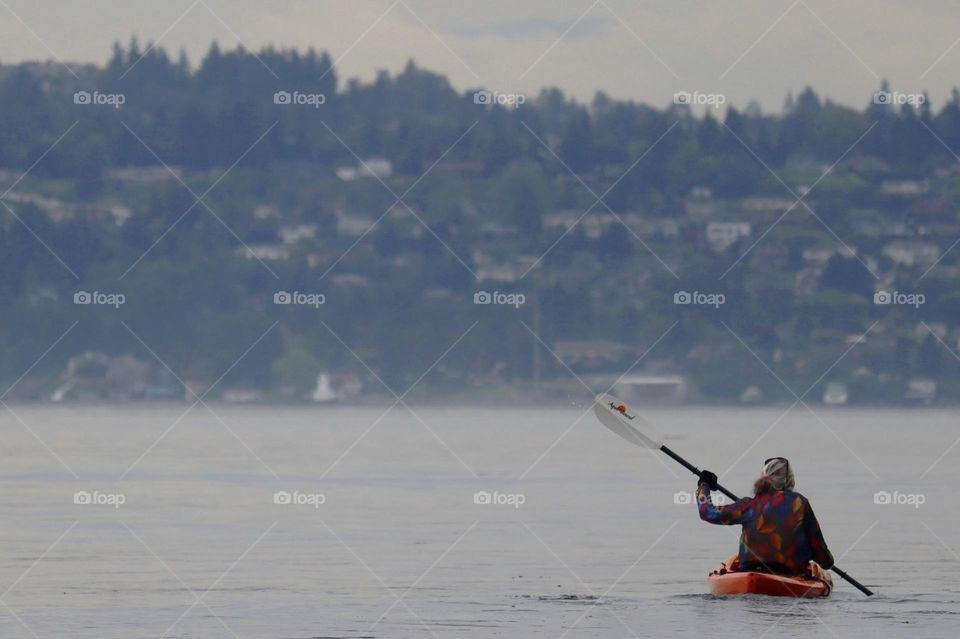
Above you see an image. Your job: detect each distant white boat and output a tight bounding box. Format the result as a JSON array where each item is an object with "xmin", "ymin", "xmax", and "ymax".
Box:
[
  {"xmin": 311, "ymin": 373, "xmax": 339, "ymax": 403},
  {"xmin": 50, "ymin": 380, "xmax": 74, "ymax": 403},
  {"xmin": 823, "ymin": 382, "xmax": 848, "ymax": 406}
]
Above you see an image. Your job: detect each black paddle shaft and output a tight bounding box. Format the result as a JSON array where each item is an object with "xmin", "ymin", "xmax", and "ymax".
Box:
[
  {"xmin": 660, "ymin": 444, "xmax": 739, "ymax": 502},
  {"xmin": 658, "ymin": 444, "xmax": 874, "ymax": 596}
]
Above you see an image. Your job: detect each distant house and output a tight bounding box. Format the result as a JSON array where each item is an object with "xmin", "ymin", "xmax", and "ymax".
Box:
[
  {"xmin": 845, "ymin": 334, "xmax": 868, "ymax": 346},
  {"xmin": 786, "ymin": 155, "xmax": 831, "ymax": 173},
  {"xmin": 553, "ymin": 340, "xmax": 634, "ymax": 369},
  {"xmin": 905, "ymin": 379, "xmax": 936, "ymax": 403},
  {"xmin": 848, "ymin": 208, "xmax": 894, "ymax": 239},
  {"xmin": 881, "ymin": 179, "xmax": 929, "ymax": 196},
  {"xmin": 335, "ymin": 210, "xmax": 376, "ymax": 237},
  {"xmin": 637, "ymin": 218, "xmax": 679, "ymax": 239},
  {"xmin": 934, "ymin": 163, "xmax": 960, "ymax": 178},
  {"xmin": 254, "ymin": 204, "xmax": 279, "ymax": 219},
  {"xmin": 690, "ymin": 186, "xmax": 713, "ymax": 199},
  {"xmin": 279, "ymin": 224, "xmax": 316, "ymax": 245},
  {"xmin": 822, "ymin": 382, "xmax": 848, "ymax": 406},
  {"xmin": 474, "ymin": 253, "xmax": 537, "ymax": 283},
  {"xmin": 108, "ymin": 205, "xmax": 133, "ymax": 226},
  {"xmin": 882, "ymin": 240, "xmax": 939, "ymax": 267},
  {"xmin": 581, "ymin": 213, "xmax": 618, "ymax": 239},
  {"xmin": 742, "ymin": 196, "xmax": 795, "ymax": 214},
  {"xmin": 543, "ymin": 211, "xmax": 623, "ymax": 238},
  {"xmin": 336, "ymin": 158, "xmax": 393, "ymax": 181},
  {"xmin": 221, "ymin": 388, "xmax": 264, "ymax": 403},
  {"xmin": 616, "ymin": 374, "xmax": 688, "ymax": 403},
  {"xmin": 706, "ymin": 222, "xmax": 751, "ymax": 251},
  {"xmin": 802, "ymin": 244, "xmax": 856, "ymax": 265},
  {"xmin": 241, "ymin": 244, "xmax": 290, "ymax": 261},
  {"xmin": 917, "ymin": 221, "xmax": 960, "ymax": 240},
  {"xmin": 3, "ymin": 191, "xmax": 74, "ymax": 222}
]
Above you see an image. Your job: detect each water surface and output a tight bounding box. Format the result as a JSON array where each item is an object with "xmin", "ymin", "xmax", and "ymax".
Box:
[{"xmin": 0, "ymin": 405, "xmax": 956, "ymax": 637}]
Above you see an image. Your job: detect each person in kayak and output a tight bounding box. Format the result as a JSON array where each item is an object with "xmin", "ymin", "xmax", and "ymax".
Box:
[{"xmin": 695, "ymin": 457, "xmax": 834, "ymax": 575}]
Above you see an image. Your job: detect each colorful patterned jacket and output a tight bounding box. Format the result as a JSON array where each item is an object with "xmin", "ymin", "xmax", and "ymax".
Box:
[{"xmin": 696, "ymin": 486, "xmax": 834, "ymax": 573}]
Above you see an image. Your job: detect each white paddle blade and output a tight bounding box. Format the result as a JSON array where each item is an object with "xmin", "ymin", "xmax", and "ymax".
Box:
[{"xmin": 593, "ymin": 393, "xmax": 661, "ymax": 449}]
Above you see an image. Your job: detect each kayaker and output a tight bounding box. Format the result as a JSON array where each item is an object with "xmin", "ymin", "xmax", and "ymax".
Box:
[{"xmin": 695, "ymin": 457, "xmax": 834, "ymax": 574}]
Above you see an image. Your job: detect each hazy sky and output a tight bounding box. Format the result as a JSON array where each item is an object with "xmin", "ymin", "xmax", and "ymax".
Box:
[{"xmin": 1, "ymin": 0, "xmax": 958, "ymax": 112}]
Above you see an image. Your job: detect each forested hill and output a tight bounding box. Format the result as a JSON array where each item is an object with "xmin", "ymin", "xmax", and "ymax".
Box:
[{"xmin": 1, "ymin": 40, "xmax": 959, "ymax": 404}]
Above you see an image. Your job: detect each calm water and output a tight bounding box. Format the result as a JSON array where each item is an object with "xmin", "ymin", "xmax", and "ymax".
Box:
[{"xmin": 0, "ymin": 404, "xmax": 957, "ymax": 638}]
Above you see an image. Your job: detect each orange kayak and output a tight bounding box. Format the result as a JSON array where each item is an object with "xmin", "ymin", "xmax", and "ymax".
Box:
[{"xmin": 708, "ymin": 555, "xmax": 832, "ymax": 598}]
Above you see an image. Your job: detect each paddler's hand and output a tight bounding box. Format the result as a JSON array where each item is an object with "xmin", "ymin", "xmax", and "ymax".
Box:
[{"xmin": 698, "ymin": 469, "xmax": 718, "ymax": 491}]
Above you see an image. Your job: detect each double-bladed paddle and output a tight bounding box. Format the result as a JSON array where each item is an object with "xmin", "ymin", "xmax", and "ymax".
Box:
[{"xmin": 593, "ymin": 392, "xmax": 873, "ymax": 597}]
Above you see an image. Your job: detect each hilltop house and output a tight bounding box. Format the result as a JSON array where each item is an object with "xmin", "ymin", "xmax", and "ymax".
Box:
[
  {"xmin": 240, "ymin": 244, "xmax": 290, "ymax": 261},
  {"xmin": 881, "ymin": 179, "xmax": 929, "ymax": 196},
  {"xmin": 706, "ymin": 222, "xmax": 751, "ymax": 251},
  {"xmin": 553, "ymin": 340, "xmax": 634, "ymax": 370},
  {"xmin": 334, "ymin": 209, "xmax": 376, "ymax": 237},
  {"xmin": 279, "ymin": 224, "xmax": 316, "ymax": 244},
  {"xmin": 742, "ymin": 196, "xmax": 795, "ymax": 214},
  {"xmin": 882, "ymin": 240, "xmax": 939, "ymax": 268},
  {"xmin": 802, "ymin": 244, "xmax": 857, "ymax": 265},
  {"xmin": 905, "ymin": 379, "xmax": 937, "ymax": 403},
  {"xmin": 473, "ymin": 252, "xmax": 538, "ymax": 282},
  {"xmin": 336, "ymin": 158, "xmax": 393, "ymax": 181}
]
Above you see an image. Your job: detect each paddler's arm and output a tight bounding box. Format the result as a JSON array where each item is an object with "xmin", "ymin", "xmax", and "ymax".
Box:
[
  {"xmin": 696, "ymin": 471, "xmax": 750, "ymax": 525},
  {"xmin": 803, "ymin": 501, "xmax": 834, "ymax": 569}
]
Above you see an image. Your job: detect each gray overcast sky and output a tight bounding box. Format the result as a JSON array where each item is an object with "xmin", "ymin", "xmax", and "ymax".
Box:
[{"xmin": 1, "ymin": 0, "xmax": 958, "ymax": 112}]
